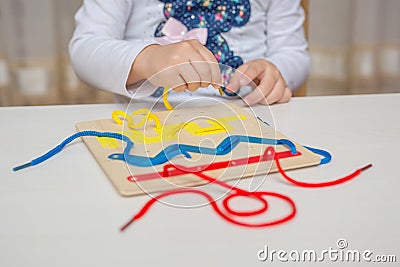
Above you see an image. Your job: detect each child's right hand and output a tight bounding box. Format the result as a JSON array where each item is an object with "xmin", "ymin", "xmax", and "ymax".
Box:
[{"xmin": 127, "ymin": 40, "xmax": 222, "ymax": 92}]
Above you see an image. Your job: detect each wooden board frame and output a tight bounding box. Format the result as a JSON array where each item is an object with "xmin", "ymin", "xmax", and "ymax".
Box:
[{"xmin": 76, "ymin": 104, "xmax": 321, "ymax": 196}]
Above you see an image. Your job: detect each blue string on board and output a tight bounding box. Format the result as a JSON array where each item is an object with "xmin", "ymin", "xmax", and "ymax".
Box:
[
  {"xmin": 256, "ymin": 116, "xmax": 332, "ymax": 165},
  {"xmin": 13, "ymin": 131, "xmax": 299, "ymax": 170},
  {"xmin": 221, "ymin": 86, "xmax": 239, "ymax": 97},
  {"xmin": 12, "ymin": 130, "xmax": 371, "ymax": 232},
  {"xmin": 109, "ymin": 135, "xmax": 297, "ymax": 167},
  {"xmin": 304, "ymin": 146, "xmax": 332, "ymax": 165},
  {"xmin": 13, "ymin": 131, "xmax": 132, "ymax": 172}
]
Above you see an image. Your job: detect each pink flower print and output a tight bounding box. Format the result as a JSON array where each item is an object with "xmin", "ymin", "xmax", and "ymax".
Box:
[{"xmin": 215, "ymin": 13, "xmax": 223, "ymax": 21}]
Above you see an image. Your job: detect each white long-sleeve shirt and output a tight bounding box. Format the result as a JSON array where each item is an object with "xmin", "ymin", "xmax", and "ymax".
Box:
[{"xmin": 69, "ymin": 0, "xmax": 310, "ymax": 99}]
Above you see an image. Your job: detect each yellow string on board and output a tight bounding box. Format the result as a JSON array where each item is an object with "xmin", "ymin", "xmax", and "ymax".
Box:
[
  {"xmin": 112, "ymin": 109, "xmax": 162, "ymax": 130},
  {"xmin": 130, "ymin": 109, "xmax": 162, "ymax": 130},
  {"xmin": 163, "ymin": 86, "xmax": 174, "ymax": 110},
  {"xmin": 167, "ymin": 115, "xmax": 247, "ymax": 138},
  {"xmin": 112, "ymin": 110, "xmax": 134, "ymax": 128},
  {"xmin": 218, "ymin": 87, "xmax": 224, "ymax": 96},
  {"xmin": 106, "ymin": 109, "xmax": 248, "ymax": 146}
]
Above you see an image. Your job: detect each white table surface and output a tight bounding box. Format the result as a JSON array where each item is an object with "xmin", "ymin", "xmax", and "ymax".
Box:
[{"xmin": 1, "ymin": 94, "xmax": 399, "ymax": 266}]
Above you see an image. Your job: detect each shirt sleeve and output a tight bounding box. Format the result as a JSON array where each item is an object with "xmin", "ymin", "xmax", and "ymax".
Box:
[
  {"xmin": 264, "ymin": 0, "xmax": 310, "ymax": 91},
  {"xmin": 69, "ymin": 0, "xmax": 152, "ymax": 98}
]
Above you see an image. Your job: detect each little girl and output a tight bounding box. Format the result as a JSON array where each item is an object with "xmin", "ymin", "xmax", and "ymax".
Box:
[{"xmin": 69, "ymin": 0, "xmax": 310, "ymax": 106}]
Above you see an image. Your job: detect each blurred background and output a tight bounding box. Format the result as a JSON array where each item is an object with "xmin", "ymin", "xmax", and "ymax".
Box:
[{"xmin": 0, "ymin": 0, "xmax": 399, "ymax": 106}]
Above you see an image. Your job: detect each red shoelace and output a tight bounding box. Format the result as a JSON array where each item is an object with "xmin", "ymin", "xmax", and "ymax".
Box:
[{"xmin": 121, "ymin": 146, "xmax": 372, "ymax": 231}]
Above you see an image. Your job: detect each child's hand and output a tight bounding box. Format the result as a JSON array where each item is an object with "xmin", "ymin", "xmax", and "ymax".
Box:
[
  {"xmin": 226, "ymin": 59, "xmax": 292, "ymax": 105},
  {"xmin": 127, "ymin": 40, "xmax": 222, "ymax": 92}
]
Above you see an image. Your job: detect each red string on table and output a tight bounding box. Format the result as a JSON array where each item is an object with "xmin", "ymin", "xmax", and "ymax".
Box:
[
  {"xmin": 121, "ymin": 169, "xmax": 297, "ymax": 231},
  {"xmin": 120, "ymin": 146, "xmax": 372, "ymax": 231}
]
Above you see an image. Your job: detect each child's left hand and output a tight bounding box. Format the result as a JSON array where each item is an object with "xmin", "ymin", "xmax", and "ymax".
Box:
[{"xmin": 226, "ymin": 59, "xmax": 292, "ymax": 106}]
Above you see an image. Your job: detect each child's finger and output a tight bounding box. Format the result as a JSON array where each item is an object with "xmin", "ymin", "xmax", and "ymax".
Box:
[
  {"xmin": 264, "ymin": 78, "xmax": 287, "ymax": 104},
  {"xmin": 259, "ymin": 86, "xmax": 291, "ymax": 105},
  {"xmin": 187, "ymin": 40, "xmax": 218, "ymax": 89},
  {"xmin": 178, "ymin": 64, "xmax": 201, "ymax": 91},
  {"xmin": 210, "ymin": 62, "xmax": 222, "ymax": 88},
  {"xmin": 197, "ymin": 47, "xmax": 222, "ymax": 88},
  {"xmin": 191, "ymin": 61, "xmax": 213, "ymax": 89},
  {"xmin": 277, "ymin": 87, "xmax": 292, "ymax": 103},
  {"xmin": 238, "ymin": 63, "xmax": 264, "ymax": 86},
  {"xmin": 243, "ymin": 72, "xmax": 278, "ymax": 106},
  {"xmin": 226, "ymin": 63, "xmax": 250, "ymax": 92},
  {"xmin": 242, "ymin": 85, "xmax": 268, "ymax": 106},
  {"xmin": 169, "ymin": 74, "xmax": 188, "ymax": 92}
]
